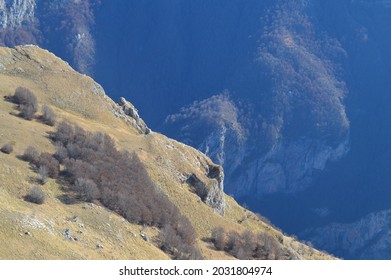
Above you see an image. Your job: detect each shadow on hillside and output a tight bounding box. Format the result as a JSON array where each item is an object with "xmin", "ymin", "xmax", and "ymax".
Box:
[
  {"xmin": 16, "ymin": 154, "xmax": 27, "ymax": 162},
  {"xmin": 55, "ymin": 178, "xmax": 80, "ymax": 205},
  {"xmin": 201, "ymin": 237, "xmax": 218, "ymax": 249},
  {"xmin": 3, "ymin": 95, "xmax": 14, "ymax": 103},
  {"xmin": 56, "ymin": 194, "xmax": 78, "ymax": 205},
  {"xmin": 44, "ymin": 131, "xmax": 56, "ymax": 142},
  {"xmin": 27, "ymin": 176, "xmax": 42, "ymax": 185},
  {"xmin": 17, "ymin": 155, "xmax": 38, "ymax": 172},
  {"xmin": 3, "ymin": 95, "xmax": 26, "ymax": 117}
]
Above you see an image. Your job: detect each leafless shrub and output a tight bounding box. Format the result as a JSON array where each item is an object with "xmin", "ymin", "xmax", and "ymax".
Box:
[
  {"xmin": 22, "ymin": 146, "xmax": 39, "ymax": 163},
  {"xmin": 25, "ymin": 186, "xmax": 45, "ymax": 204},
  {"xmin": 73, "ymin": 177, "xmax": 100, "ymax": 202},
  {"xmin": 211, "ymin": 226, "xmax": 225, "ymax": 250},
  {"xmin": 13, "ymin": 87, "xmax": 36, "ymax": 105},
  {"xmin": 13, "ymin": 87, "xmax": 38, "ymax": 120},
  {"xmin": 41, "ymin": 105, "xmax": 56, "ymax": 126},
  {"xmin": 1, "ymin": 144, "xmax": 13, "ymax": 154},
  {"xmin": 20, "ymin": 103, "xmax": 37, "ymax": 120},
  {"xmin": 52, "ymin": 122, "xmax": 200, "ymax": 259},
  {"xmin": 53, "ymin": 122, "xmax": 75, "ymax": 145},
  {"xmin": 39, "ymin": 165, "xmax": 48, "ymax": 185},
  {"xmin": 36, "ymin": 153, "xmax": 60, "ymax": 179},
  {"xmin": 210, "ymin": 227, "xmax": 283, "ymax": 260},
  {"xmin": 225, "ymin": 230, "xmax": 241, "ymax": 256},
  {"xmin": 159, "ymin": 223, "xmax": 202, "ymax": 260},
  {"xmin": 53, "ymin": 143, "xmax": 68, "ymax": 162}
]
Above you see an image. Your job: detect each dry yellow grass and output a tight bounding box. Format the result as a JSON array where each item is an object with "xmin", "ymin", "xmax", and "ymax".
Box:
[{"xmin": 0, "ymin": 45, "xmax": 334, "ymax": 260}]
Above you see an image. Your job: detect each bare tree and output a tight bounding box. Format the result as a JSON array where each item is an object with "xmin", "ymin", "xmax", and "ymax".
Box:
[
  {"xmin": 73, "ymin": 177, "xmax": 99, "ymax": 202},
  {"xmin": 25, "ymin": 186, "xmax": 45, "ymax": 204},
  {"xmin": 22, "ymin": 146, "xmax": 39, "ymax": 163},
  {"xmin": 36, "ymin": 153, "xmax": 60, "ymax": 178},
  {"xmin": 41, "ymin": 105, "xmax": 56, "ymax": 126},
  {"xmin": 211, "ymin": 226, "xmax": 225, "ymax": 250},
  {"xmin": 13, "ymin": 87, "xmax": 38, "ymax": 120},
  {"xmin": 39, "ymin": 165, "xmax": 48, "ymax": 185},
  {"xmin": 20, "ymin": 103, "xmax": 37, "ymax": 120}
]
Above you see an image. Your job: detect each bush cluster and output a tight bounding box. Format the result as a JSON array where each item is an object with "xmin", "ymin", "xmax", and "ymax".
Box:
[
  {"xmin": 22, "ymin": 147, "xmax": 60, "ymax": 180},
  {"xmin": 210, "ymin": 227, "xmax": 283, "ymax": 260},
  {"xmin": 12, "ymin": 87, "xmax": 38, "ymax": 120},
  {"xmin": 159, "ymin": 220, "xmax": 202, "ymax": 260},
  {"xmin": 37, "ymin": 153, "xmax": 60, "ymax": 178},
  {"xmin": 73, "ymin": 177, "xmax": 99, "ymax": 202},
  {"xmin": 52, "ymin": 122, "xmax": 201, "ymax": 259}
]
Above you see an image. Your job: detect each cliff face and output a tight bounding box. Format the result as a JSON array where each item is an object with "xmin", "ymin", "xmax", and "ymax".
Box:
[
  {"xmin": 0, "ymin": 0, "xmax": 36, "ymax": 29},
  {"xmin": 226, "ymin": 138, "xmax": 349, "ymax": 195},
  {"xmin": 303, "ymin": 210, "xmax": 391, "ymax": 259}
]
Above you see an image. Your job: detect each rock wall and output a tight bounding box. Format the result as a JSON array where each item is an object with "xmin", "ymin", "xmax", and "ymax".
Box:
[
  {"xmin": 225, "ymin": 138, "xmax": 349, "ymax": 195},
  {"xmin": 303, "ymin": 210, "xmax": 391, "ymax": 259},
  {"xmin": 0, "ymin": 0, "xmax": 36, "ymax": 29},
  {"xmin": 186, "ymin": 162, "xmax": 225, "ymax": 215}
]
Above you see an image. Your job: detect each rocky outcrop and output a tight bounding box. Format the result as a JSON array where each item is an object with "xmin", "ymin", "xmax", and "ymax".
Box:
[
  {"xmin": 116, "ymin": 97, "xmax": 150, "ymax": 134},
  {"xmin": 303, "ymin": 210, "xmax": 391, "ymax": 259},
  {"xmin": 186, "ymin": 163, "xmax": 225, "ymax": 215},
  {"xmin": 0, "ymin": 0, "xmax": 36, "ymax": 29}
]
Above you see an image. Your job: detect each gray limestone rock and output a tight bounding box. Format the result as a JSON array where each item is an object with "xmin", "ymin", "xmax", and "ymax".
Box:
[
  {"xmin": 0, "ymin": 0, "xmax": 36, "ymax": 29},
  {"xmin": 303, "ymin": 210, "xmax": 391, "ymax": 259},
  {"xmin": 186, "ymin": 163, "xmax": 225, "ymax": 215},
  {"xmin": 112, "ymin": 97, "xmax": 150, "ymax": 134}
]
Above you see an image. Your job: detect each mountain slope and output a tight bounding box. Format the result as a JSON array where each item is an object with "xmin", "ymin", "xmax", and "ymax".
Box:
[
  {"xmin": 3, "ymin": 0, "xmax": 391, "ymax": 260},
  {"xmin": 0, "ymin": 45, "xmax": 331, "ymax": 260}
]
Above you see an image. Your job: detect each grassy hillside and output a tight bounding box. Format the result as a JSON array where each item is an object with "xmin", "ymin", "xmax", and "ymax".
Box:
[{"xmin": 0, "ymin": 45, "xmax": 334, "ymax": 260}]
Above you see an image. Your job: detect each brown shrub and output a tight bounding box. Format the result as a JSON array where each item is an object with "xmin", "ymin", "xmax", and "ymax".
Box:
[
  {"xmin": 41, "ymin": 105, "xmax": 56, "ymax": 126},
  {"xmin": 13, "ymin": 87, "xmax": 37, "ymax": 105},
  {"xmin": 13, "ymin": 87, "xmax": 38, "ymax": 120},
  {"xmin": 1, "ymin": 144, "xmax": 13, "ymax": 154},
  {"xmin": 20, "ymin": 103, "xmax": 37, "ymax": 120},
  {"xmin": 211, "ymin": 226, "xmax": 225, "ymax": 250},
  {"xmin": 38, "ymin": 165, "xmax": 48, "ymax": 185},
  {"xmin": 210, "ymin": 227, "xmax": 282, "ymax": 260},
  {"xmin": 36, "ymin": 153, "xmax": 60, "ymax": 178},
  {"xmin": 25, "ymin": 186, "xmax": 45, "ymax": 204},
  {"xmin": 22, "ymin": 146, "xmax": 39, "ymax": 163},
  {"xmin": 73, "ymin": 177, "xmax": 100, "ymax": 202},
  {"xmin": 52, "ymin": 122, "xmax": 200, "ymax": 259}
]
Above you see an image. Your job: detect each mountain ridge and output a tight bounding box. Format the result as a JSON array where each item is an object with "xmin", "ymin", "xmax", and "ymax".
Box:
[{"xmin": 0, "ymin": 45, "xmax": 331, "ymax": 260}]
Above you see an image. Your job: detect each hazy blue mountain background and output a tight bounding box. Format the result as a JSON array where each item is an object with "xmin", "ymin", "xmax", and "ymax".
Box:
[{"xmin": 2, "ymin": 0, "xmax": 391, "ymax": 259}]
